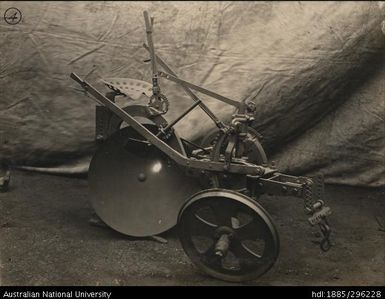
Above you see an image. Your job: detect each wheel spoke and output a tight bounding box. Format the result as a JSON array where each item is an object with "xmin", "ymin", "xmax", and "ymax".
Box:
[
  {"xmin": 230, "ymin": 239, "xmax": 263, "ymax": 270},
  {"xmin": 209, "ymin": 199, "xmax": 236, "ymax": 227},
  {"xmin": 235, "ymin": 216, "xmax": 269, "ymax": 240},
  {"xmin": 232, "ymin": 239, "xmax": 262, "ymax": 259},
  {"xmin": 189, "ymin": 211, "xmax": 218, "ymax": 238}
]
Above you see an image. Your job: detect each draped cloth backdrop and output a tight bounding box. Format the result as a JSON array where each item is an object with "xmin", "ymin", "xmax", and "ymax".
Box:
[{"xmin": 0, "ymin": 1, "xmax": 384, "ymax": 187}]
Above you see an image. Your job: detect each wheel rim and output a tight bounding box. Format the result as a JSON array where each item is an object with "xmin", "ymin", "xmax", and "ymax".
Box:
[{"xmin": 178, "ymin": 189, "xmax": 279, "ymax": 282}]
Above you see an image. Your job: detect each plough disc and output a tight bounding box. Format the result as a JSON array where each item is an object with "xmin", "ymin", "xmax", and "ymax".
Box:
[{"xmin": 89, "ymin": 125, "xmax": 200, "ymax": 237}]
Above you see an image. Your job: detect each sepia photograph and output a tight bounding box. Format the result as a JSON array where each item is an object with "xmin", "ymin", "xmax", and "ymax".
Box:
[{"xmin": 0, "ymin": 0, "xmax": 384, "ymax": 294}]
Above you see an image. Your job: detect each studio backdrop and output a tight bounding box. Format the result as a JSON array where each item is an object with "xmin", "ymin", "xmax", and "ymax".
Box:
[{"xmin": 0, "ymin": 1, "xmax": 384, "ymax": 187}]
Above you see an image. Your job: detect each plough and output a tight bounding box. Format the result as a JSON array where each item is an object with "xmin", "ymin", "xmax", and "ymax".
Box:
[{"xmin": 70, "ymin": 11, "xmax": 332, "ymax": 282}]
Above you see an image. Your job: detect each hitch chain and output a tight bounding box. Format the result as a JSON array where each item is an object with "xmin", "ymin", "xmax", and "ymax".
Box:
[{"xmin": 303, "ymin": 178, "xmax": 332, "ymax": 252}]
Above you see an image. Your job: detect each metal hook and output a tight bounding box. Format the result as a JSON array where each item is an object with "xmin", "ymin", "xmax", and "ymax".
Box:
[{"xmin": 319, "ymin": 220, "xmax": 332, "ymax": 252}]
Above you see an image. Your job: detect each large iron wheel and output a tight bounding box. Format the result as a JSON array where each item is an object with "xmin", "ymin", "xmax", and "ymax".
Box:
[{"xmin": 178, "ymin": 189, "xmax": 279, "ymax": 282}]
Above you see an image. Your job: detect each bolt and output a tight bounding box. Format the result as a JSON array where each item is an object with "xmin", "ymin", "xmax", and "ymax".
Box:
[{"xmin": 137, "ymin": 173, "xmax": 146, "ymax": 182}]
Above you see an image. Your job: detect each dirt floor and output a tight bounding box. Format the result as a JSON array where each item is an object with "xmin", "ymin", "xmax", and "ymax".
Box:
[{"xmin": 0, "ymin": 170, "xmax": 384, "ymax": 286}]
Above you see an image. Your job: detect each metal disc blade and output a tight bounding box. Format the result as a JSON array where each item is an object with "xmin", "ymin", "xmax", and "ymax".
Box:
[{"xmin": 89, "ymin": 127, "xmax": 200, "ymax": 237}]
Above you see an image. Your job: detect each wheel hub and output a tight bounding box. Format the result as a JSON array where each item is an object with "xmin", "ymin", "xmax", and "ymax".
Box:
[{"xmin": 216, "ymin": 226, "xmax": 234, "ymax": 237}]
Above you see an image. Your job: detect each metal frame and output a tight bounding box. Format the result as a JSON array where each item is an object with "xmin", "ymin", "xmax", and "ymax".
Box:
[
  {"xmin": 72, "ymin": 11, "xmax": 265, "ymax": 176},
  {"xmin": 70, "ymin": 10, "xmax": 332, "ymax": 252},
  {"xmin": 70, "ymin": 73, "xmax": 271, "ymax": 176},
  {"xmin": 142, "ymin": 44, "xmax": 226, "ymax": 129}
]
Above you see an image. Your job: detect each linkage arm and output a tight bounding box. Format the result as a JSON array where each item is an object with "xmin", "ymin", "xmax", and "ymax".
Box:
[
  {"xmin": 70, "ymin": 72, "xmax": 270, "ymax": 176},
  {"xmin": 143, "ymin": 43, "xmax": 226, "ymax": 129},
  {"xmin": 158, "ymin": 71, "xmax": 240, "ymax": 108},
  {"xmin": 248, "ymin": 173, "xmax": 332, "ymax": 251}
]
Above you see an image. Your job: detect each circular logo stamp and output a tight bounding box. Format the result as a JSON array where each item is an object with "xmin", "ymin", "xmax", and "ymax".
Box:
[{"xmin": 4, "ymin": 7, "xmax": 22, "ymax": 25}]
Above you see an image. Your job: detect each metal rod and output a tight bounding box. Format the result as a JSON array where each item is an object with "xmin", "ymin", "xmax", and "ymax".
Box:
[
  {"xmin": 143, "ymin": 43, "xmax": 225, "ymax": 129},
  {"xmin": 70, "ymin": 72, "xmax": 269, "ymax": 176},
  {"xmin": 180, "ymin": 138, "xmax": 211, "ymax": 154},
  {"xmin": 157, "ymin": 100, "xmax": 201, "ymax": 136},
  {"xmin": 158, "ymin": 71, "xmax": 240, "ymax": 108},
  {"xmin": 143, "ymin": 11, "xmax": 157, "ymax": 77}
]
